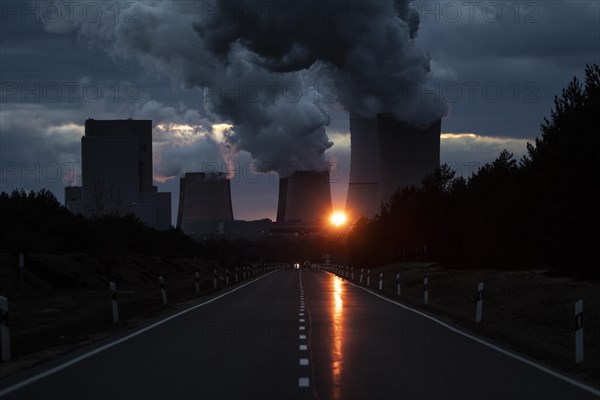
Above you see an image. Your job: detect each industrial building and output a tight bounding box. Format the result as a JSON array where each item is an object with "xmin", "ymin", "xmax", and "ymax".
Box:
[
  {"xmin": 176, "ymin": 172, "xmax": 234, "ymax": 236},
  {"xmin": 65, "ymin": 119, "xmax": 171, "ymax": 230},
  {"xmin": 346, "ymin": 113, "xmax": 441, "ymax": 220},
  {"xmin": 345, "ymin": 114, "xmax": 380, "ymax": 220},
  {"xmin": 272, "ymin": 170, "xmax": 333, "ymax": 234}
]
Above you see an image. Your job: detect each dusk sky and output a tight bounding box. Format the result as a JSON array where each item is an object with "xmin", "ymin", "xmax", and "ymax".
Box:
[{"xmin": 1, "ymin": 1, "xmax": 598, "ymax": 222}]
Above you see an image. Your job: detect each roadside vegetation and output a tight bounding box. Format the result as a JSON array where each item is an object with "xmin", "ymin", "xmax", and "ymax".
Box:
[{"xmin": 344, "ymin": 64, "xmax": 600, "ymax": 278}]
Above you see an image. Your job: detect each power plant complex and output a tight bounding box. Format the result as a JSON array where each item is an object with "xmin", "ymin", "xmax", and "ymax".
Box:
[{"xmin": 64, "ymin": 115, "xmax": 440, "ymax": 236}]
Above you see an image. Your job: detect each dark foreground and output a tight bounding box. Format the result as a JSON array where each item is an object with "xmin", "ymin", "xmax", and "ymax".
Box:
[{"xmin": 0, "ymin": 269, "xmax": 598, "ymax": 399}]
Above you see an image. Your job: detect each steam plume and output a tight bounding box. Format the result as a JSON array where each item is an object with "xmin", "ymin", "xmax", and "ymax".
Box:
[{"xmin": 44, "ymin": 0, "xmax": 445, "ymax": 175}]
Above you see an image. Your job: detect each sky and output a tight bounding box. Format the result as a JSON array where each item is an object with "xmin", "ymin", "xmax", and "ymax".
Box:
[{"xmin": 0, "ymin": 0, "xmax": 598, "ymax": 222}]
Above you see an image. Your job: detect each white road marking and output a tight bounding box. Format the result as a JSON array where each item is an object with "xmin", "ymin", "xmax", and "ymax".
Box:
[
  {"xmin": 336, "ymin": 270, "xmax": 600, "ymax": 398},
  {"xmin": 299, "ymin": 313, "xmax": 304, "ymax": 316},
  {"xmin": 299, "ymin": 334, "xmax": 306, "ymax": 340},
  {"xmin": 299, "ymin": 344, "xmax": 308, "ymax": 351},
  {"xmin": 299, "ymin": 326, "xmax": 305, "ymax": 330},
  {"xmin": 299, "ymin": 358, "xmax": 309, "ymax": 366},
  {"xmin": 299, "ymin": 318, "xmax": 305, "ymax": 323},
  {"xmin": 298, "ymin": 377, "xmax": 310, "ymax": 387},
  {"xmin": 0, "ymin": 270, "xmax": 280, "ymax": 398}
]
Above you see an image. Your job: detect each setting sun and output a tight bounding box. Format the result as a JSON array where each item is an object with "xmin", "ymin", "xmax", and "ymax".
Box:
[{"xmin": 330, "ymin": 211, "xmax": 348, "ymax": 227}]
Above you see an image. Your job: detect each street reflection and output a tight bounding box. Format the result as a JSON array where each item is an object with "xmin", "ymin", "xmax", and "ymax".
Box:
[{"xmin": 331, "ymin": 276, "xmax": 344, "ymax": 399}]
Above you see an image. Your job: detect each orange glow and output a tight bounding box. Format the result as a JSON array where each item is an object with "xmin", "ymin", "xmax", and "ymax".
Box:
[
  {"xmin": 330, "ymin": 211, "xmax": 348, "ymax": 227},
  {"xmin": 331, "ymin": 276, "xmax": 344, "ymax": 399}
]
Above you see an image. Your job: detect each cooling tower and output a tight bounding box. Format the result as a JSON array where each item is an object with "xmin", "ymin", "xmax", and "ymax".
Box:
[
  {"xmin": 376, "ymin": 114, "xmax": 441, "ymax": 207},
  {"xmin": 177, "ymin": 172, "xmax": 234, "ymax": 234},
  {"xmin": 277, "ymin": 171, "xmax": 332, "ymax": 223},
  {"xmin": 345, "ymin": 113, "xmax": 441, "ymax": 220},
  {"xmin": 345, "ymin": 114, "xmax": 380, "ymax": 220}
]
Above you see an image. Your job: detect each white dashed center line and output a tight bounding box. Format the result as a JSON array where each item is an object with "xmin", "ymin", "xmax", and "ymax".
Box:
[
  {"xmin": 298, "ymin": 270, "xmax": 310, "ymax": 389},
  {"xmin": 299, "ymin": 377, "xmax": 310, "ymax": 387}
]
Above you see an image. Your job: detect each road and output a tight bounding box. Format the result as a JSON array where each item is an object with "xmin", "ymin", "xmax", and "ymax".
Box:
[{"xmin": 0, "ymin": 269, "xmax": 598, "ymax": 399}]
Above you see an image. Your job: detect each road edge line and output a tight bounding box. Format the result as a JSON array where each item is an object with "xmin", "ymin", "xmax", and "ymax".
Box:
[
  {"xmin": 0, "ymin": 270, "xmax": 279, "ymax": 398},
  {"xmin": 328, "ymin": 270, "xmax": 600, "ymax": 397}
]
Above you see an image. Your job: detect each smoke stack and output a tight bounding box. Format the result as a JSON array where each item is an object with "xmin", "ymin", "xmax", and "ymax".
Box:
[
  {"xmin": 345, "ymin": 114, "xmax": 380, "ymax": 220},
  {"xmin": 177, "ymin": 172, "xmax": 234, "ymax": 234},
  {"xmin": 277, "ymin": 171, "xmax": 332, "ymax": 223},
  {"xmin": 376, "ymin": 113, "xmax": 441, "ymax": 207}
]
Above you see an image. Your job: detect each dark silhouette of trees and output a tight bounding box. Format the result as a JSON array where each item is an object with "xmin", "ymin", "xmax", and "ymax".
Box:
[
  {"xmin": 344, "ymin": 64, "xmax": 600, "ymax": 278},
  {"xmin": 522, "ymin": 64, "xmax": 600, "ymax": 275},
  {"xmin": 0, "ymin": 189, "xmax": 200, "ymax": 258}
]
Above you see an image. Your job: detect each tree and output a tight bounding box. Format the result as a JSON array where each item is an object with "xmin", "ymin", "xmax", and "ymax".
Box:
[{"xmin": 523, "ymin": 64, "xmax": 600, "ymax": 275}]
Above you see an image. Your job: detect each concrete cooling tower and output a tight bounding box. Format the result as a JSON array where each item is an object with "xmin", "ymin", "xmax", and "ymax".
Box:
[
  {"xmin": 345, "ymin": 114, "xmax": 380, "ymax": 220},
  {"xmin": 276, "ymin": 171, "xmax": 332, "ymax": 223},
  {"xmin": 376, "ymin": 114, "xmax": 441, "ymax": 207},
  {"xmin": 345, "ymin": 113, "xmax": 441, "ymax": 220},
  {"xmin": 176, "ymin": 172, "xmax": 234, "ymax": 234},
  {"xmin": 276, "ymin": 177, "xmax": 288, "ymax": 223}
]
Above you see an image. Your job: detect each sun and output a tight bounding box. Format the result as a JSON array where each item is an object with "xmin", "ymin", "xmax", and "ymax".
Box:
[{"xmin": 330, "ymin": 211, "xmax": 348, "ymax": 227}]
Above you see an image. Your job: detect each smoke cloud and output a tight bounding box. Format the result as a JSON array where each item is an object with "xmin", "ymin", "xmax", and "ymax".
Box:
[
  {"xmin": 199, "ymin": 0, "xmax": 446, "ymax": 124},
  {"xmin": 42, "ymin": 0, "xmax": 444, "ymax": 175}
]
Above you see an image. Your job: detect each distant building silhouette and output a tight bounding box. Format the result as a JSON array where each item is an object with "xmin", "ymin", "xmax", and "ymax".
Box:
[
  {"xmin": 276, "ymin": 170, "xmax": 332, "ymax": 223},
  {"xmin": 65, "ymin": 119, "xmax": 171, "ymax": 230},
  {"xmin": 176, "ymin": 172, "xmax": 234, "ymax": 235},
  {"xmin": 270, "ymin": 170, "xmax": 333, "ymax": 235},
  {"xmin": 345, "ymin": 113, "xmax": 441, "ymax": 220},
  {"xmin": 345, "ymin": 114, "xmax": 380, "ymax": 220}
]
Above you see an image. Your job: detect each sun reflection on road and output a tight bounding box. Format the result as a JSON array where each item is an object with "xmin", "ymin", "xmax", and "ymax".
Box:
[{"xmin": 331, "ymin": 276, "xmax": 344, "ymax": 399}]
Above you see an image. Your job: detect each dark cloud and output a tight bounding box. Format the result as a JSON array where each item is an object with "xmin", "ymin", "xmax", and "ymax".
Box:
[
  {"xmin": 198, "ymin": 0, "xmax": 446, "ymax": 124},
  {"xmin": 32, "ymin": 0, "xmax": 450, "ymax": 174},
  {"xmin": 416, "ymin": 1, "xmax": 600, "ymax": 138}
]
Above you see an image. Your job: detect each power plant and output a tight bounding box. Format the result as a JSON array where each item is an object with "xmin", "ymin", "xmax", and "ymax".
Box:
[
  {"xmin": 346, "ymin": 113, "xmax": 441, "ymax": 220},
  {"xmin": 65, "ymin": 119, "xmax": 171, "ymax": 230},
  {"xmin": 176, "ymin": 172, "xmax": 234, "ymax": 235},
  {"xmin": 175, "ymin": 111, "xmax": 439, "ymax": 237},
  {"xmin": 62, "ymin": 112, "xmax": 440, "ymax": 235}
]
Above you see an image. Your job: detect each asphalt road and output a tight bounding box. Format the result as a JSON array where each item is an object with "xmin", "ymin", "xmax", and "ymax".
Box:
[{"xmin": 0, "ymin": 269, "xmax": 598, "ymax": 399}]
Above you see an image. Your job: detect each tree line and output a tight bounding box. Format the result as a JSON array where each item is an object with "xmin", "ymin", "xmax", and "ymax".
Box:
[
  {"xmin": 345, "ymin": 64, "xmax": 600, "ymax": 278},
  {"xmin": 0, "ymin": 189, "xmax": 199, "ymax": 259},
  {"xmin": 0, "ymin": 189, "xmax": 286, "ymax": 266}
]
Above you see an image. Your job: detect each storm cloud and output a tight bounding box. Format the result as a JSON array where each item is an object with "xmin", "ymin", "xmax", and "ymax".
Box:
[{"xmin": 37, "ymin": 0, "xmax": 446, "ymax": 174}]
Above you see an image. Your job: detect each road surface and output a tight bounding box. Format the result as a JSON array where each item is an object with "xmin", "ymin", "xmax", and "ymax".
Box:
[{"xmin": 0, "ymin": 269, "xmax": 598, "ymax": 399}]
